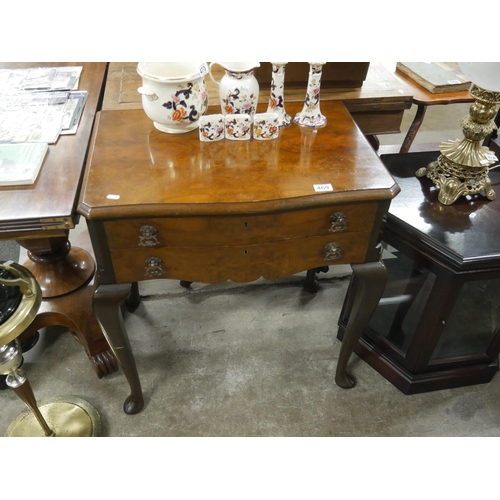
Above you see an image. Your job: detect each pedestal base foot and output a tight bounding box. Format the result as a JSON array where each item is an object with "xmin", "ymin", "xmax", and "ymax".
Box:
[
  {"xmin": 22, "ymin": 282, "xmax": 119, "ymax": 379},
  {"xmin": 91, "ymin": 349, "xmax": 119, "ymax": 378}
]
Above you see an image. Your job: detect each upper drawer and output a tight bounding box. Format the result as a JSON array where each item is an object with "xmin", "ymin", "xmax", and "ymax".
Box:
[{"xmin": 104, "ymin": 203, "xmax": 378, "ymax": 250}]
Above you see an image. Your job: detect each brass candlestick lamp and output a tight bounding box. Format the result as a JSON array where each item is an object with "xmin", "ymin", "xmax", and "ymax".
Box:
[
  {"xmin": 1, "ymin": 260, "xmax": 101, "ymax": 437},
  {"xmin": 416, "ymin": 62, "xmax": 500, "ymax": 205}
]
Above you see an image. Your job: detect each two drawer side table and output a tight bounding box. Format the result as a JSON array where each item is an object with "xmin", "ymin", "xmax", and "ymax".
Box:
[{"xmin": 78, "ymin": 101, "xmax": 400, "ymax": 414}]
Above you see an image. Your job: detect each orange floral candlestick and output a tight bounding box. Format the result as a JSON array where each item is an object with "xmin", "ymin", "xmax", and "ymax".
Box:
[{"xmin": 266, "ymin": 62, "xmax": 291, "ymax": 127}]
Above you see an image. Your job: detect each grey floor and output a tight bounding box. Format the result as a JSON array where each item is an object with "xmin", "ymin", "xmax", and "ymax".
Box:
[{"xmin": 3, "ymin": 99, "xmax": 500, "ymax": 440}]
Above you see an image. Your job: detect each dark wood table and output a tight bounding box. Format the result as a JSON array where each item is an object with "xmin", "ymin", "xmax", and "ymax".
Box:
[
  {"xmin": 388, "ymin": 64, "xmax": 474, "ymax": 153},
  {"xmin": 0, "ymin": 62, "xmax": 118, "ymax": 378},
  {"xmin": 78, "ymin": 101, "xmax": 400, "ymax": 414},
  {"xmin": 338, "ymin": 151, "xmax": 500, "ymax": 393}
]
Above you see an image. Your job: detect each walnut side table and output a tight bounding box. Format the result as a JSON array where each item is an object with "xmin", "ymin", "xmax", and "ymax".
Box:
[{"xmin": 78, "ymin": 101, "xmax": 400, "ymax": 414}]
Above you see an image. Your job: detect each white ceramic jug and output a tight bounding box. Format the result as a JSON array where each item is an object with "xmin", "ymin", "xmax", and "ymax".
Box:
[
  {"xmin": 209, "ymin": 62, "xmax": 260, "ymax": 116},
  {"xmin": 137, "ymin": 62, "xmax": 209, "ymax": 134}
]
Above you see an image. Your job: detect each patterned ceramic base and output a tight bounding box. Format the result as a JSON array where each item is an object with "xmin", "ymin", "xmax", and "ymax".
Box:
[
  {"xmin": 293, "ymin": 113, "xmax": 327, "ymax": 128},
  {"xmin": 224, "ymin": 114, "xmax": 252, "ymax": 140},
  {"xmin": 154, "ymin": 121, "xmax": 199, "ymax": 134},
  {"xmin": 253, "ymin": 113, "xmax": 280, "ymax": 140},
  {"xmin": 199, "ymin": 114, "xmax": 225, "ymax": 142}
]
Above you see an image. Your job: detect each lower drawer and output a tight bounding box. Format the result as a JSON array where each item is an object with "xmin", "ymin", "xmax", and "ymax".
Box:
[{"xmin": 109, "ymin": 231, "xmax": 371, "ymax": 284}]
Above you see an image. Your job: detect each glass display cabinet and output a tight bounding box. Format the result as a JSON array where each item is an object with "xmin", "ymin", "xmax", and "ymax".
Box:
[{"xmin": 338, "ymin": 151, "xmax": 500, "ymax": 394}]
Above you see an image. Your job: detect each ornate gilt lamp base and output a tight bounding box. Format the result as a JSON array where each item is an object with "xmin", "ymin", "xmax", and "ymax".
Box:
[
  {"xmin": 416, "ymin": 83, "xmax": 500, "ymax": 205},
  {"xmin": 416, "ymin": 154, "xmax": 495, "ymax": 205},
  {"xmin": 4, "ymin": 395, "xmax": 101, "ymax": 437}
]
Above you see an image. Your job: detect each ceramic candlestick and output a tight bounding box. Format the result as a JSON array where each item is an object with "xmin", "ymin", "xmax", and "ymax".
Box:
[
  {"xmin": 267, "ymin": 62, "xmax": 292, "ymax": 127},
  {"xmin": 294, "ymin": 62, "xmax": 327, "ymax": 128}
]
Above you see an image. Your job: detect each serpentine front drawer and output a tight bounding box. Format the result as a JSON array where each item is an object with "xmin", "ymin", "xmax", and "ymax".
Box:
[
  {"xmin": 109, "ymin": 231, "xmax": 372, "ymax": 284},
  {"xmin": 103, "ymin": 203, "xmax": 378, "ymax": 250}
]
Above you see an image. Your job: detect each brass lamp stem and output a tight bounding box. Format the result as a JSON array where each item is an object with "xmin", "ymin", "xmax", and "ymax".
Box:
[
  {"xmin": 1, "ymin": 261, "xmax": 101, "ymax": 437},
  {"xmin": 416, "ymin": 84, "xmax": 500, "ymax": 205},
  {"xmin": 7, "ymin": 369, "xmax": 55, "ymax": 437}
]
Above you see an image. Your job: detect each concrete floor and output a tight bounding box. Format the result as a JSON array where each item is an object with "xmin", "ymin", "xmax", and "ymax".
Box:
[{"xmin": 3, "ymin": 97, "xmax": 500, "ymax": 439}]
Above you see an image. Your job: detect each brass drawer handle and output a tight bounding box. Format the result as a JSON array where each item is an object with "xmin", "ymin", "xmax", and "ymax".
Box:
[
  {"xmin": 145, "ymin": 256, "xmax": 163, "ymax": 277},
  {"xmin": 325, "ymin": 242, "xmax": 342, "ymax": 261},
  {"xmin": 139, "ymin": 225, "xmax": 160, "ymax": 247},
  {"xmin": 329, "ymin": 212, "xmax": 347, "ymax": 232}
]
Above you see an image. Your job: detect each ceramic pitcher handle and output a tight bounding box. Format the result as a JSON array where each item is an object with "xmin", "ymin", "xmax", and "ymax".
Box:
[
  {"xmin": 137, "ymin": 86, "xmax": 158, "ymax": 101},
  {"xmin": 209, "ymin": 62, "xmax": 221, "ymax": 88}
]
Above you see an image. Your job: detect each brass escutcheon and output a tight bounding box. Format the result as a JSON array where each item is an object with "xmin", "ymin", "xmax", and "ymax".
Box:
[
  {"xmin": 325, "ymin": 242, "xmax": 342, "ymax": 261},
  {"xmin": 139, "ymin": 225, "xmax": 160, "ymax": 247},
  {"xmin": 145, "ymin": 256, "xmax": 163, "ymax": 277},
  {"xmin": 329, "ymin": 212, "xmax": 347, "ymax": 232}
]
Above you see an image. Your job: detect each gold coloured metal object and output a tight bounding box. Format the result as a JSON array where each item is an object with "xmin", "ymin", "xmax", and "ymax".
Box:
[
  {"xmin": 0, "ymin": 260, "xmax": 41, "ymax": 346},
  {"xmin": 4, "ymin": 396, "xmax": 101, "ymax": 437},
  {"xmin": 1, "ymin": 260, "xmax": 101, "ymax": 437},
  {"xmin": 329, "ymin": 212, "xmax": 347, "ymax": 232},
  {"xmin": 416, "ymin": 84, "xmax": 500, "ymax": 205},
  {"xmin": 325, "ymin": 242, "xmax": 342, "ymax": 261},
  {"xmin": 139, "ymin": 225, "xmax": 160, "ymax": 247},
  {"xmin": 145, "ymin": 256, "xmax": 163, "ymax": 277}
]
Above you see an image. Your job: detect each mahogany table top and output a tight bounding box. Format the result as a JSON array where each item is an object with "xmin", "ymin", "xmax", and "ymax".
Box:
[
  {"xmin": 381, "ymin": 151, "xmax": 500, "ymax": 267},
  {"xmin": 0, "ymin": 62, "xmax": 108, "ymax": 239}
]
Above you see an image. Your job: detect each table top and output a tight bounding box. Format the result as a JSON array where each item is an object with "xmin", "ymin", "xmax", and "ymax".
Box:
[
  {"xmin": 381, "ymin": 151, "xmax": 500, "ymax": 266},
  {"xmin": 379, "ymin": 63, "xmax": 474, "ymax": 106},
  {"xmin": 78, "ymin": 101, "xmax": 400, "ymax": 220},
  {"xmin": 102, "ymin": 62, "xmax": 413, "ymax": 112},
  {"xmin": 0, "ymin": 62, "xmax": 108, "ymax": 238}
]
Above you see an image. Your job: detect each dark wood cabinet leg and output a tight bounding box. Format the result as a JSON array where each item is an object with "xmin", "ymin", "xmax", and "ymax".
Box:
[
  {"xmin": 93, "ymin": 283, "xmax": 144, "ymax": 415},
  {"xmin": 303, "ymin": 266, "xmax": 329, "ymax": 293},
  {"xmin": 124, "ymin": 282, "xmax": 141, "ymax": 312},
  {"xmin": 400, "ymin": 104, "xmax": 427, "ymax": 154},
  {"xmin": 366, "ymin": 134, "xmax": 380, "ymax": 151},
  {"xmin": 335, "ymin": 260, "xmax": 387, "ymax": 389}
]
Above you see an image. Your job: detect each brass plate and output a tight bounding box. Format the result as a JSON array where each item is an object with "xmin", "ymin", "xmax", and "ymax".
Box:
[{"xmin": 4, "ymin": 396, "xmax": 101, "ymax": 437}]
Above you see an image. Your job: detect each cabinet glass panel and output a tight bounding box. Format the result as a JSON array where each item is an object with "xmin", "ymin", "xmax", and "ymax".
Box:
[
  {"xmin": 368, "ymin": 246, "xmax": 436, "ymax": 356},
  {"xmin": 430, "ymin": 279, "xmax": 500, "ymax": 361}
]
